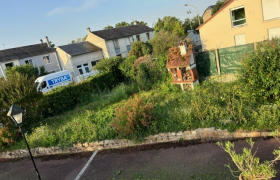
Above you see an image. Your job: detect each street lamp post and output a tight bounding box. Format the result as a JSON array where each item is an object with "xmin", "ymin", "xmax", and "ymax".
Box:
[
  {"xmin": 7, "ymin": 105, "xmax": 42, "ymax": 180},
  {"xmin": 187, "ymin": 10, "xmax": 193, "ymax": 29},
  {"xmin": 185, "ymin": 4, "xmax": 201, "ymax": 26}
]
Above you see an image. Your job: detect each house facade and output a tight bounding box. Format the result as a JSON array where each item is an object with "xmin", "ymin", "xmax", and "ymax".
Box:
[
  {"xmin": 56, "ymin": 41, "xmax": 103, "ymax": 77},
  {"xmin": 202, "ymin": 5, "xmax": 215, "ymax": 22},
  {"xmin": 197, "ymin": 0, "xmax": 280, "ymax": 51},
  {"xmin": 0, "ymin": 37, "xmax": 61, "ymax": 79},
  {"xmin": 86, "ymin": 25, "xmax": 154, "ymax": 58}
]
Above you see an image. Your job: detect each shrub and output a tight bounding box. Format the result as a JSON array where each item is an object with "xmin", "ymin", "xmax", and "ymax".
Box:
[
  {"xmin": 93, "ymin": 56, "xmax": 123, "ymax": 74},
  {"xmin": 217, "ymin": 138, "xmax": 280, "ymax": 180},
  {"xmin": 128, "ymin": 41, "xmax": 152, "ymax": 58},
  {"xmin": 6, "ymin": 64, "xmax": 39, "ymax": 78},
  {"xmin": 39, "ymin": 66, "xmax": 48, "ymax": 76},
  {"xmin": 119, "ymin": 56, "xmax": 137, "ymax": 81},
  {"xmin": 0, "ymin": 127, "xmax": 18, "ymax": 151},
  {"xmin": 0, "ymin": 72, "xmax": 42, "ymax": 128},
  {"xmin": 111, "ymin": 94, "xmax": 155, "ymax": 140},
  {"xmin": 41, "ymin": 71, "xmax": 121, "ymax": 117},
  {"xmin": 239, "ymin": 38, "xmax": 280, "ymax": 101}
]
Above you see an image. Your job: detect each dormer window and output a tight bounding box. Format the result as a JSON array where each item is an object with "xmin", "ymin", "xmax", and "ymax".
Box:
[{"xmin": 231, "ymin": 7, "xmax": 246, "ymax": 27}]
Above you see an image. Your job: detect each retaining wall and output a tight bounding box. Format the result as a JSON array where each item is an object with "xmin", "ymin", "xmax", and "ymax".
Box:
[{"xmin": 0, "ymin": 128, "xmax": 276, "ymax": 159}]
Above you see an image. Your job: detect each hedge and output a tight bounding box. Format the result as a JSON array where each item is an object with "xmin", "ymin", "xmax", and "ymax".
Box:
[{"xmin": 41, "ymin": 71, "xmax": 121, "ymax": 117}]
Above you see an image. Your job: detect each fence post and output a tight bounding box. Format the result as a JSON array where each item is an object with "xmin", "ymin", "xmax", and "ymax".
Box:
[
  {"xmin": 215, "ymin": 49, "xmax": 221, "ymax": 76},
  {"xmin": 254, "ymin": 42, "xmax": 257, "ymax": 50}
]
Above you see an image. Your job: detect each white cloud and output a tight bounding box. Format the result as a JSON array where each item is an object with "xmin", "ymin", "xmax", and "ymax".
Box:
[{"xmin": 46, "ymin": 0, "xmax": 105, "ymax": 17}]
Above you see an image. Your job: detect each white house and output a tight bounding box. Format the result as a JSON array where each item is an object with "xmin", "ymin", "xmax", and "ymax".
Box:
[
  {"xmin": 56, "ymin": 41, "xmax": 103, "ymax": 77},
  {"xmin": 86, "ymin": 25, "xmax": 154, "ymax": 58},
  {"xmin": 0, "ymin": 37, "xmax": 61, "ymax": 79}
]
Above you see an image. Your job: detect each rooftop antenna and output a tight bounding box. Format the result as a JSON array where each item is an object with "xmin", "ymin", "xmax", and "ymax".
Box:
[{"xmin": 3, "ymin": 44, "xmax": 5, "ymax": 49}]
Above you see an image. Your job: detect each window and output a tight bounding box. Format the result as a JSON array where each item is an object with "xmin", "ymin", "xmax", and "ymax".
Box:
[
  {"xmin": 262, "ymin": 0, "xmax": 280, "ymax": 21},
  {"xmin": 231, "ymin": 7, "xmax": 246, "ymax": 27},
  {"xmin": 25, "ymin": 59, "xmax": 33, "ymax": 65},
  {"xmin": 77, "ymin": 63, "xmax": 90, "ymax": 75},
  {"xmin": 43, "ymin": 56, "xmax": 51, "ymax": 64},
  {"xmin": 146, "ymin": 33, "xmax": 150, "ymax": 40},
  {"xmin": 91, "ymin": 60, "xmax": 100, "ymax": 67},
  {"xmin": 125, "ymin": 38, "xmax": 131, "ymax": 52},
  {"xmin": 39, "ymin": 81, "xmax": 47, "ymax": 91},
  {"xmin": 113, "ymin": 40, "xmax": 120, "ymax": 54},
  {"xmin": 5, "ymin": 62, "xmax": 13, "ymax": 68},
  {"xmin": 268, "ymin": 27, "xmax": 280, "ymax": 40},
  {"xmin": 234, "ymin": 34, "xmax": 246, "ymax": 46},
  {"xmin": 136, "ymin": 35, "xmax": 140, "ymax": 41}
]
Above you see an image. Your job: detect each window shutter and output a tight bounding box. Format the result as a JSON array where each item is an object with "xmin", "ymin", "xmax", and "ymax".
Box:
[
  {"xmin": 262, "ymin": 0, "xmax": 280, "ymax": 20},
  {"xmin": 234, "ymin": 34, "xmax": 246, "ymax": 46},
  {"xmin": 268, "ymin": 27, "xmax": 280, "ymax": 39}
]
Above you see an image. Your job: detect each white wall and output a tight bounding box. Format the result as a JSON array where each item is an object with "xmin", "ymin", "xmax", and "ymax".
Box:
[
  {"xmin": 0, "ymin": 60, "xmax": 20, "ymax": 75},
  {"xmin": 71, "ymin": 51, "xmax": 104, "ymax": 76},
  {"xmin": 18, "ymin": 52, "xmax": 61, "ymax": 73},
  {"xmin": 105, "ymin": 31, "xmax": 155, "ymax": 58}
]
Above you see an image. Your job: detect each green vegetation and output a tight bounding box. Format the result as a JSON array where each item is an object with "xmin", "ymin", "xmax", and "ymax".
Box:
[
  {"xmin": 218, "ymin": 137, "xmax": 280, "ymax": 180},
  {"xmin": 212, "ymin": 0, "xmax": 227, "ymax": 16}
]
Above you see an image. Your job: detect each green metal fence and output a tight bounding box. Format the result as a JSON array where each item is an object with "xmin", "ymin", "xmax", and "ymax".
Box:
[
  {"xmin": 218, "ymin": 43, "xmax": 254, "ymax": 74},
  {"xmin": 195, "ymin": 50, "xmax": 218, "ymax": 77}
]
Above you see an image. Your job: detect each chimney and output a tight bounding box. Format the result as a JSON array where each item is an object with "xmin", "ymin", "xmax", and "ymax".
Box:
[
  {"xmin": 87, "ymin": 27, "xmax": 91, "ymax": 33},
  {"xmin": 179, "ymin": 41, "xmax": 188, "ymax": 56},
  {"xmin": 45, "ymin": 36, "xmax": 51, "ymax": 48},
  {"xmin": 40, "ymin": 39, "xmax": 43, "ymax": 44}
]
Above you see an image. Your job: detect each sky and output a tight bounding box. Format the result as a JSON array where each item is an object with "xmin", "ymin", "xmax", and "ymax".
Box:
[{"xmin": 0, "ymin": 0, "xmax": 217, "ymax": 49}]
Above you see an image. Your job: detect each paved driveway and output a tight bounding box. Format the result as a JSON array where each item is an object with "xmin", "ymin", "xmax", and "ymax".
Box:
[{"xmin": 0, "ymin": 138, "xmax": 279, "ymax": 180}]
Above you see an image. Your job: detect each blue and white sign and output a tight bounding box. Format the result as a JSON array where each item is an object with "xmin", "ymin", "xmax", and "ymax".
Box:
[{"xmin": 48, "ymin": 74, "xmax": 71, "ymax": 87}]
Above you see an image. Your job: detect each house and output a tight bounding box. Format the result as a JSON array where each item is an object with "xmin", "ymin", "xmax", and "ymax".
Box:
[
  {"xmin": 56, "ymin": 41, "xmax": 103, "ymax": 77},
  {"xmin": 187, "ymin": 30, "xmax": 202, "ymax": 52},
  {"xmin": 202, "ymin": 5, "xmax": 215, "ymax": 22},
  {"xmin": 86, "ymin": 25, "xmax": 154, "ymax": 58},
  {"xmin": 0, "ymin": 37, "xmax": 61, "ymax": 79},
  {"xmin": 197, "ymin": 0, "xmax": 280, "ymax": 51},
  {"xmin": 166, "ymin": 43, "xmax": 199, "ymax": 90}
]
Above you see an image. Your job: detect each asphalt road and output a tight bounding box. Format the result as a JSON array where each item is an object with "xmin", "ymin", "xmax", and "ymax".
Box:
[{"xmin": 0, "ymin": 138, "xmax": 279, "ymax": 180}]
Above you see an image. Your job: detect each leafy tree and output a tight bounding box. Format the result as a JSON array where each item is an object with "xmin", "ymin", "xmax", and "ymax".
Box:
[
  {"xmin": 128, "ymin": 41, "xmax": 152, "ymax": 58},
  {"xmin": 154, "ymin": 16, "xmax": 185, "ymax": 36},
  {"xmin": 131, "ymin": 21, "xmax": 148, "ymax": 26},
  {"xmin": 70, "ymin": 36, "xmax": 87, "ymax": 44},
  {"xmin": 150, "ymin": 30, "xmax": 181, "ymax": 56},
  {"xmin": 183, "ymin": 15, "xmax": 203, "ymax": 32},
  {"xmin": 104, "ymin": 25, "xmax": 114, "ymax": 30},
  {"xmin": 6, "ymin": 64, "xmax": 39, "ymax": 78},
  {"xmin": 212, "ymin": 0, "xmax": 227, "ymax": 15},
  {"xmin": 49, "ymin": 41, "xmax": 55, "ymax": 48},
  {"xmin": 115, "ymin": 21, "xmax": 130, "ymax": 28}
]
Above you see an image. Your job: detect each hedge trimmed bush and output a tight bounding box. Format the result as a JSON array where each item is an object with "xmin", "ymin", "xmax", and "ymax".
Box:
[{"xmin": 42, "ymin": 71, "xmax": 121, "ymax": 117}]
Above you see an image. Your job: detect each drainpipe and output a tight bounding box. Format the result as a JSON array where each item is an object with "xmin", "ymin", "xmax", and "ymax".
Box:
[{"xmin": 0, "ymin": 62, "xmax": 7, "ymax": 81}]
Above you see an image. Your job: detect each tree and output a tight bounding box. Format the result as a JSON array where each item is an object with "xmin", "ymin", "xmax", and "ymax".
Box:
[
  {"xmin": 70, "ymin": 36, "xmax": 87, "ymax": 44},
  {"xmin": 128, "ymin": 41, "xmax": 152, "ymax": 58},
  {"xmin": 183, "ymin": 15, "xmax": 203, "ymax": 32},
  {"xmin": 154, "ymin": 16, "xmax": 185, "ymax": 36},
  {"xmin": 131, "ymin": 21, "xmax": 148, "ymax": 26},
  {"xmin": 104, "ymin": 25, "xmax": 114, "ymax": 30},
  {"xmin": 115, "ymin": 21, "xmax": 130, "ymax": 28},
  {"xmin": 49, "ymin": 41, "xmax": 55, "ymax": 48},
  {"xmin": 212, "ymin": 0, "xmax": 227, "ymax": 15},
  {"xmin": 150, "ymin": 30, "xmax": 181, "ymax": 56}
]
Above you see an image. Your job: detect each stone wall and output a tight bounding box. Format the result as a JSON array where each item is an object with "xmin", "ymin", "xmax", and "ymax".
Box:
[{"xmin": 0, "ymin": 128, "xmax": 276, "ymax": 159}]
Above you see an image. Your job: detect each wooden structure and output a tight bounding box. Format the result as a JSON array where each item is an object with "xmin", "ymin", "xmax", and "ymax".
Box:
[{"xmin": 166, "ymin": 43, "xmax": 199, "ymax": 90}]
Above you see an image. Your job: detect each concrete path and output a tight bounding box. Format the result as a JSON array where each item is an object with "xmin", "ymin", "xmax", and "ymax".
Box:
[{"xmin": 0, "ymin": 138, "xmax": 279, "ymax": 180}]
